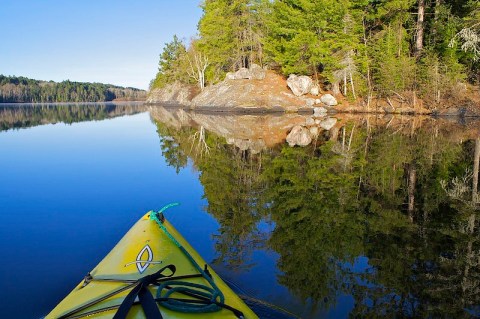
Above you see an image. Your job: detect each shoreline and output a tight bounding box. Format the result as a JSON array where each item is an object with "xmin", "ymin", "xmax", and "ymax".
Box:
[
  {"xmin": 146, "ymin": 102, "xmax": 480, "ymax": 118},
  {"xmin": 146, "ymin": 70, "xmax": 480, "ymax": 118},
  {"xmin": 0, "ymin": 100, "xmax": 146, "ymax": 106}
]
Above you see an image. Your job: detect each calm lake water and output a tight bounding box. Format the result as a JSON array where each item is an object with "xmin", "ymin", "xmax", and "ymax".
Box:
[{"xmin": 1, "ymin": 103, "xmax": 479, "ymax": 318}]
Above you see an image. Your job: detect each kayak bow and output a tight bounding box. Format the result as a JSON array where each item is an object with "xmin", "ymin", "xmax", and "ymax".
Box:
[{"xmin": 46, "ymin": 205, "xmax": 258, "ymax": 319}]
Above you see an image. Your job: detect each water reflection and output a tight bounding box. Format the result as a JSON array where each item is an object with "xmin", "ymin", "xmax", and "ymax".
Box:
[
  {"xmin": 152, "ymin": 106, "xmax": 480, "ymax": 318},
  {"xmin": 0, "ymin": 102, "xmax": 146, "ymax": 131}
]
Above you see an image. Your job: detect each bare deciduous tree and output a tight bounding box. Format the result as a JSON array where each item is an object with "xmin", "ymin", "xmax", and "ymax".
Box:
[
  {"xmin": 186, "ymin": 44, "xmax": 209, "ymax": 90},
  {"xmin": 333, "ymin": 50, "xmax": 357, "ymax": 99}
]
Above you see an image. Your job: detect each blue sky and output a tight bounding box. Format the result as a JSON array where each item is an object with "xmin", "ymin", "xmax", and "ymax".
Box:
[{"xmin": 0, "ymin": 1, "xmax": 202, "ymax": 89}]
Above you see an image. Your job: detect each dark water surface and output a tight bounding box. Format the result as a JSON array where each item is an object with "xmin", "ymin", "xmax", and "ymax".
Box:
[{"xmin": 1, "ymin": 103, "xmax": 479, "ymax": 318}]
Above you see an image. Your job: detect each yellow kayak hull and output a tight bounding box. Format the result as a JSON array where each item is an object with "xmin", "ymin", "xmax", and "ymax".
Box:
[{"xmin": 46, "ymin": 211, "xmax": 258, "ymax": 319}]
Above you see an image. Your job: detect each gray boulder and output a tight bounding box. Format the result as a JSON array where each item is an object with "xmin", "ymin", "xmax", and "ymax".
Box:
[
  {"xmin": 319, "ymin": 117, "xmax": 337, "ymax": 130},
  {"xmin": 287, "ymin": 74, "xmax": 313, "ymax": 96},
  {"xmin": 235, "ymin": 68, "xmax": 251, "ymax": 79},
  {"xmin": 309, "ymin": 126, "xmax": 319, "ymax": 137},
  {"xmin": 320, "ymin": 94, "xmax": 338, "ymax": 106},
  {"xmin": 305, "ymin": 98, "xmax": 315, "ymax": 107},
  {"xmin": 249, "ymin": 64, "xmax": 266, "ymax": 80},
  {"xmin": 313, "ymin": 107, "xmax": 328, "ymax": 117},
  {"xmin": 225, "ymin": 72, "xmax": 236, "ymax": 80},
  {"xmin": 310, "ymin": 86, "xmax": 320, "ymax": 96},
  {"xmin": 224, "ymin": 64, "xmax": 266, "ymax": 80},
  {"xmin": 227, "ymin": 138, "xmax": 266, "ymax": 154},
  {"xmin": 286, "ymin": 125, "xmax": 312, "ymax": 146}
]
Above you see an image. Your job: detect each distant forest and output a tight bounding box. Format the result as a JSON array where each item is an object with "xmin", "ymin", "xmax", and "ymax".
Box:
[{"xmin": 0, "ymin": 75, "xmax": 146, "ymax": 103}]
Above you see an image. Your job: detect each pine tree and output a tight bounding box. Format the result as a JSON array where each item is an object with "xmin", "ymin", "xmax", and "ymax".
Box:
[
  {"xmin": 198, "ymin": 0, "xmax": 266, "ymax": 82},
  {"xmin": 266, "ymin": 0, "xmax": 361, "ymax": 90},
  {"xmin": 151, "ymin": 35, "xmax": 189, "ymax": 89}
]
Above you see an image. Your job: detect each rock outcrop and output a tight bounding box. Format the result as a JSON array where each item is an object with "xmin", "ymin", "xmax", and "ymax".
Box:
[
  {"xmin": 147, "ymin": 71, "xmax": 341, "ymax": 111},
  {"xmin": 287, "ymin": 74, "xmax": 314, "ymax": 96},
  {"xmin": 146, "ymin": 82, "xmax": 198, "ymax": 106},
  {"xmin": 192, "ymin": 71, "xmax": 304, "ymax": 111}
]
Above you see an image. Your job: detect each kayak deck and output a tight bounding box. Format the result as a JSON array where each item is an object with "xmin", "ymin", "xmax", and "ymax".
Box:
[{"xmin": 46, "ymin": 209, "xmax": 258, "ymax": 319}]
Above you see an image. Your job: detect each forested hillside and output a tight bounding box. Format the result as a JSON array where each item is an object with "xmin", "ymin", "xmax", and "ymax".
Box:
[
  {"xmin": 0, "ymin": 75, "xmax": 146, "ymax": 103},
  {"xmin": 151, "ymin": 0, "xmax": 480, "ymax": 107}
]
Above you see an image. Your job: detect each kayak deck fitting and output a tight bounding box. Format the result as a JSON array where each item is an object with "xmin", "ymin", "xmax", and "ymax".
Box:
[{"xmin": 46, "ymin": 204, "xmax": 258, "ymax": 319}]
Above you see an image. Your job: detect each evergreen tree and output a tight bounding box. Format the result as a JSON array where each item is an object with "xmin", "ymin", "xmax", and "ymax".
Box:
[
  {"xmin": 149, "ymin": 0, "xmax": 480, "ymax": 104},
  {"xmin": 266, "ymin": 0, "xmax": 354, "ymax": 79},
  {"xmin": 150, "ymin": 35, "xmax": 189, "ymax": 89},
  {"xmin": 0, "ymin": 75, "xmax": 145, "ymax": 103},
  {"xmin": 198, "ymin": 0, "xmax": 266, "ymax": 82}
]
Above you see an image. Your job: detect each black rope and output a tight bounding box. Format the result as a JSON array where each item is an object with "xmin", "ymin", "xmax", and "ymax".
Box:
[
  {"xmin": 58, "ymin": 265, "xmax": 176, "ymax": 319},
  {"xmin": 57, "ymin": 282, "xmax": 137, "ymax": 319},
  {"xmin": 85, "ymin": 273, "xmax": 204, "ymax": 285},
  {"xmin": 58, "ymin": 265, "xmax": 245, "ymax": 319}
]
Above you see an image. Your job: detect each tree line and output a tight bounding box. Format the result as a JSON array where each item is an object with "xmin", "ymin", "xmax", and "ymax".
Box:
[
  {"xmin": 151, "ymin": 0, "xmax": 480, "ymax": 106},
  {"xmin": 0, "ymin": 75, "xmax": 146, "ymax": 103}
]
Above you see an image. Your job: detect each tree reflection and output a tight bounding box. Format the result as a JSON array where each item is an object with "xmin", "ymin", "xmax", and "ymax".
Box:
[
  {"xmin": 154, "ymin": 113, "xmax": 480, "ymax": 317},
  {"xmin": 262, "ymin": 141, "xmax": 364, "ymax": 308},
  {"xmin": 0, "ymin": 103, "xmax": 145, "ymax": 131},
  {"xmin": 156, "ymin": 120, "xmax": 267, "ymax": 269}
]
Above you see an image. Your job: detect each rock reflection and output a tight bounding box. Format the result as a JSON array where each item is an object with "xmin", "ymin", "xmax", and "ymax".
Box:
[{"xmin": 151, "ymin": 106, "xmax": 480, "ymax": 317}]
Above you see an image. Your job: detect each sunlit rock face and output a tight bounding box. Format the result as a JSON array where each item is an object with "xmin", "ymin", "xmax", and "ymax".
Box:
[
  {"xmin": 192, "ymin": 71, "xmax": 305, "ymax": 111},
  {"xmin": 146, "ymin": 82, "xmax": 198, "ymax": 106},
  {"xmin": 148, "ymin": 71, "xmax": 344, "ymax": 111}
]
